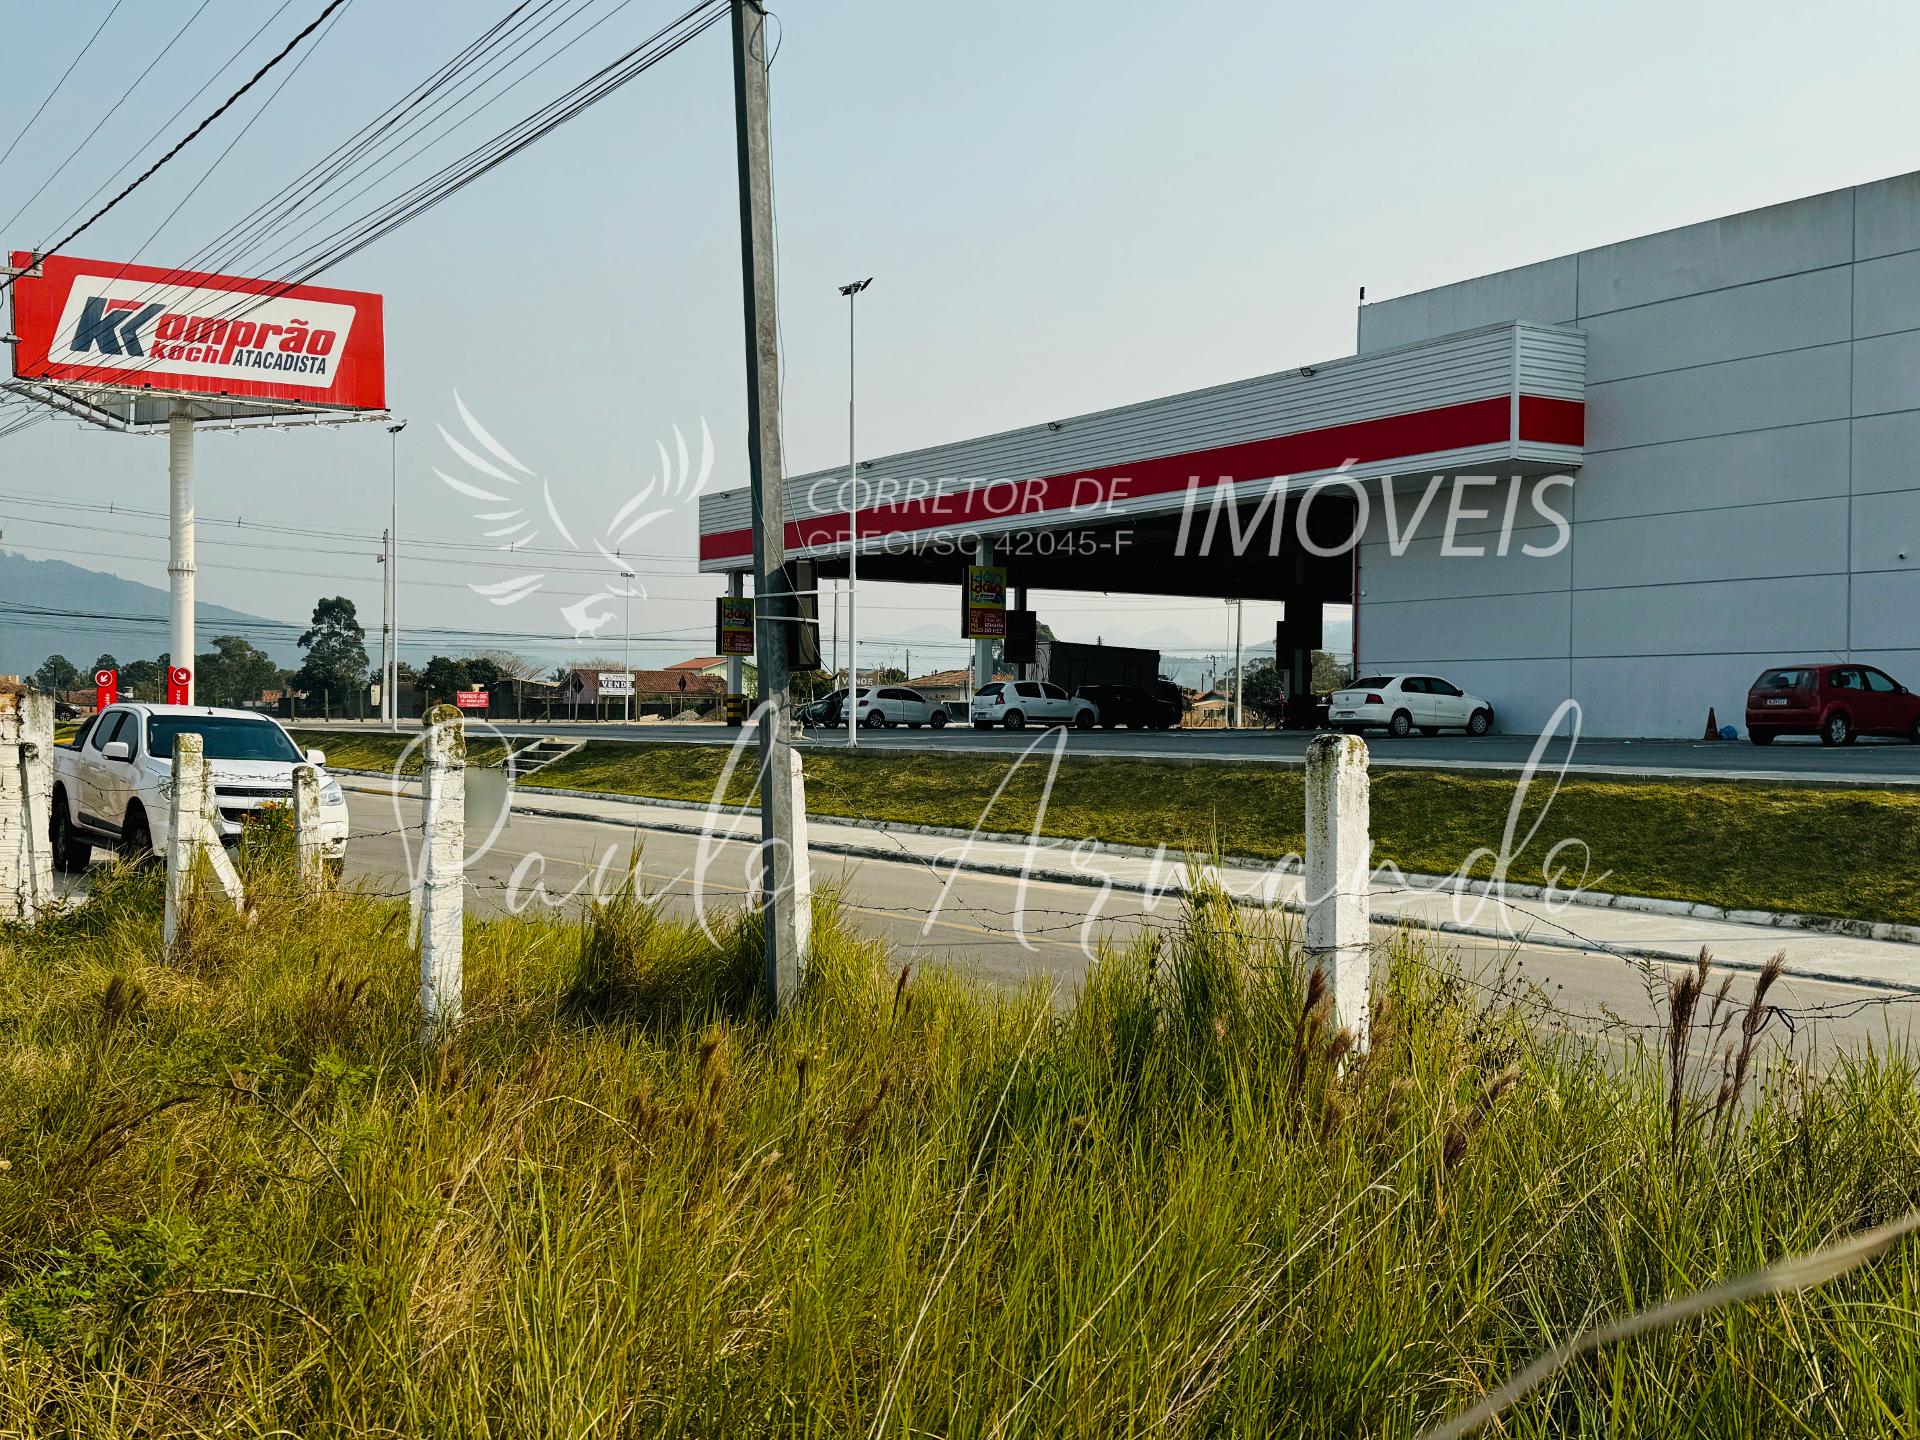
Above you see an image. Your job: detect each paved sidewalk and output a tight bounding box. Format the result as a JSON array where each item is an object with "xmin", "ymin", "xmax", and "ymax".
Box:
[{"xmin": 341, "ymin": 772, "xmax": 1920, "ymax": 996}]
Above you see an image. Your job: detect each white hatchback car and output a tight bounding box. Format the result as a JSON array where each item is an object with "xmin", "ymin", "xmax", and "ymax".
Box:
[
  {"xmin": 970, "ymin": 680, "xmax": 1098, "ymax": 731},
  {"xmin": 855, "ymin": 685, "xmax": 949, "ymax": 729},
  {"xmin": 1328, "ymin": 674, "xmax": 1494, "ymax": 738}
]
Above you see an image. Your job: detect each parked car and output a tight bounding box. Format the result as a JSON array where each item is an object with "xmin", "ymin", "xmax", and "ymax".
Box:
[
  {"xmin": 855, "ymin": 685, "xmax": 948, "ymax": 729},
  {"xmin": 1073, "ymin": 682, "xmax": 1181, "ymax": 730},
  {"xmin": 51, "ymin": 703, "xmax": 349, "ymax": 871},
  {"xmin": 1746, "ymin": 663, "xmax": 1920, "ymax": 746},
  {"xmin": 1327, "ymin": 675, "xmax": 1493, "ymax": 738},
  {"xmin": 970, "ymin": 680, "xmax": 1098, "ymax": 730},
  {"xmin": 797, "ymin": 691, "xmax": 846, "ymax": 728}
]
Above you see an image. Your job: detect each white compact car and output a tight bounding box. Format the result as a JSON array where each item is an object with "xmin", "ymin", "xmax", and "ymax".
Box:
[
  {"xmin": 970, "ymin": 680, "xmax": 1098, "ymax": 731},
  {"xmin": 854, "ymin": 685, "xmax": 949, "ymax": 729},
  {"xmin": 51, "ymin": 703, "xmax": 350, "ymax": 869},
  {"xmin": 1327, "ymin": 675, "xmax": 1494, "ymax": 738}
]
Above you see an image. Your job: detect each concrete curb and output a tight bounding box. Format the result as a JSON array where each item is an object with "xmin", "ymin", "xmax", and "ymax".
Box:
[{"xmin": 336, "ymin": 769, "xmax": 1920, "ymax": 983}]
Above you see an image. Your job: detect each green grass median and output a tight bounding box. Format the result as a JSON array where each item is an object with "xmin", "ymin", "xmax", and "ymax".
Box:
[{"xmin": 294, "ymin": 729, "xmax": 1920, "ymax": 927}]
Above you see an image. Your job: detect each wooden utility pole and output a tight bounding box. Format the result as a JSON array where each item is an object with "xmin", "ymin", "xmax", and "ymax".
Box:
[{"xmin": 731, "ymin": 0, "xmax": 808, "ymax": 1006}]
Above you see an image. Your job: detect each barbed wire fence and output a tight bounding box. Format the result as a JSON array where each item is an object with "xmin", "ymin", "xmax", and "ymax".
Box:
[{"xmin": 13, "ymin": 705, "xmax": 1920, "ymax": 1436}]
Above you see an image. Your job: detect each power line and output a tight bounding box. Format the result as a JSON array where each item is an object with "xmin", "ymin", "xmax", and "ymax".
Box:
[
  {"xmin": 2, "ymin": 0, "xmax": 729, "ymax": 500},
  {"xmin": 0, "ymin": 0, "xmax": 128, "ymax": 177},
  {"xmin": 0, "ymin": 0, "xmax": 355, "ymax": 296},
  {"xmin": 1, "ymin": 0, "xmax": 220, "ymax": 240},
  {"xmin": 28, "ymin": 2, "xmax": 300, "ymax": 251},
  {"xmin": 3, "ymin": 0, "xmax": 721, "ymax": 400}
]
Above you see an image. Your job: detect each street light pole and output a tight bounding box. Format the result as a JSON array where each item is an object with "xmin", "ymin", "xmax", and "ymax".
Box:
[
  {"xmin": 386, "ymin": 419, "xmax": 407, "ymax": 731},
  {"xmin": 621, "ymin": 570, "xmax": 635, "ymax": 723},
  {"xmin": 378, "ymin": 527, "xmax": 390, "ymax": 724},
  {"xmin": 1232, "ymin": 598, "xmax": 1244, "ymax": 729},
  {"xmin": 840, "ymin": 276, "xmax": 871, "ymax": 747}
]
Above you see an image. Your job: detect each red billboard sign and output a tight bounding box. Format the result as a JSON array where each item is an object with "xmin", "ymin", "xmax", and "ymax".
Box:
[
  {"xmin": 7, "ymin": 252, "xmax": 386, "ymax": 412},
  {"xmin": 94, "ymin": 668, "xmax": 117, "ymax": 710},
  {"xmin": 166, "ymin": 666, "xmax": 192, "ymax": 705},
  {"xmin": 454, "ymin": 689, "xmax": 489, "ymax": 710}
]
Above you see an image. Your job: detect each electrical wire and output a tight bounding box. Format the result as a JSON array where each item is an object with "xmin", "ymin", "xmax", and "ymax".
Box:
[
  {"xmin": 1, "ymin": 0, "xmax": 220, "ymax": 240},
  {"xmin": 4, "ymin": 0, "xmax": 727, "ymax": 419},
  {"xmin": 0, "ymin": 0, "xmax": 129, "ymax": 177},
  {"xmin": 0, "ymin": 0, "xmax": 355, "ymax": 296},
  {"xmin": 27, "ymin": 1, "xmax": 299, "ymax": 249}
]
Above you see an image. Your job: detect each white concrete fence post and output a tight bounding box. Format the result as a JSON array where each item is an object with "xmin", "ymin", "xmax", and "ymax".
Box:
[
  {"xmin": 1304, "ymin": 732, "xmax": 1372, "ymax": 1052},
  {"xmin": 164, "ymin": 732, "xmax": 244, "ymax": 955},
  {"xmin": 290, "ymin": 763, "xmax": 325, "ymax": 894},
  {"xmin": 765, "ymin": 708, "xmax": 812, "ymax": 994},
  {"xmin": 418, "ymin": 705, "xmax": 466, "ymax": 1044},
  {"xmin": 0, "ymin": 692, "xmax": 55, "ymax": 922}
]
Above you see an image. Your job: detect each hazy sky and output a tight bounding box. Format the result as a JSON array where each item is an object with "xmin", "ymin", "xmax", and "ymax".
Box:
[{"xmin": 5, "ymin": 0, "xmax": 1920, "ymax": 677}]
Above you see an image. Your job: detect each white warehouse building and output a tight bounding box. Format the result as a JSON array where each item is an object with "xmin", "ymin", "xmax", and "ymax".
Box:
[{"xmin": 699, "ymin": 170, "xmax": 1920, "ymax": 737}]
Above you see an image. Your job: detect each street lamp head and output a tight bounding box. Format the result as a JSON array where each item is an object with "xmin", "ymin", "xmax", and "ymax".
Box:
[
  {"xmin": 838, "ymin": 277, "xmax": 873, "ymax": 297},
  {"xmin": 387, "ymin": 419, "xmax": 408, "ymax": 435}
]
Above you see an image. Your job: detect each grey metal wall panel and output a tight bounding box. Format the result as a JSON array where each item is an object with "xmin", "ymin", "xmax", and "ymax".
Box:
[
  {"xmin": 1357, "ymin": 258, "xmax": 1577, "ymax": 354},
  {"xmin": 1855, "ymin": 172, "xmax": 1920, "ymax": 262},
  {"xmin": 1571, "ymin": 423, "xmax": 1850, "ymax": 524},
  {"xmin": 1851, "ymin": 572, "xmax": 1920, "ymax": 651},
  {"xmin": 1851, "ymin": 328, "xmax": 1920, "ymax": 417},
  {"xmin": 1571, "ymin": 655, "xmax": 1803, "ymax": 737},
  {"xmin": 1574, "ymin": 187, "xmax": 1853, "ymax": 316},
  {"xmin": 1571, "ymin": 497, "xmax": 1848, "ymax": 590},
  {"xmin": 1852, "ymin": 412, "xmax": 1920, "ymax": 498},
  {"xmin": 1853, "ymin": 251, "xmax": 1920, "ymax": 339},
  {"xmin": 1583, "ymin": 344, "xmax": 1851, "ymax": 452},
  {"xmin": 1358, "ymin": 529, "xmax": 1570, "ymax": 603},
  {"xmin": 1578, "ymin": 267, "xmax": 1850, "ymax": 385},
  {"xmin": 1851, "ymin": 488, "xmax": 1920, "ymax": 574},
  {"xmin": 1359, "ymin": 590, "xmax": 1570, "ymax": 663},
  {"xmin": 1571, "ymin": 574, "xmax": 1847, "ymax": 657},
  {"xmin": 1361, "ymin": 474, "xmax": 1571, "ymax": 542}
]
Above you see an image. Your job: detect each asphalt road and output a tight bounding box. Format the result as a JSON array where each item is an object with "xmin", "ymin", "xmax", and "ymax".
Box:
[
  {"xmin": 339, "ymin": 791, "xmax": 1916, "ymax": 1059},
  {"xmin": 309, "ymin": 718, "xmax": 1920, "ymax": 785}
]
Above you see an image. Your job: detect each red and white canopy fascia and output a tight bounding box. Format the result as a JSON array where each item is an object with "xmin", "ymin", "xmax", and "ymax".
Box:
[{"xmin": 697, "ymin": 321, "xmax": 1584, "ymax": 572}]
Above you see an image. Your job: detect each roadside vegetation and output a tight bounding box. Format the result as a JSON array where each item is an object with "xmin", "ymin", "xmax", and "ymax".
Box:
[
  {"xmin": 290, "ymin": 726, "xmax": 513, "ymax": 774},
  {"xmin": 5, "ymin": 835, "xmax": 1920, "ymax": 1436},
  {"xmin": 292, "ymin": 729, "xmax": 1920, "ymax": 927}
]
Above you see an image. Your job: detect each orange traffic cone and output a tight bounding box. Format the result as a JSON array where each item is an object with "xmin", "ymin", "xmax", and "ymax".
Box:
[{"xmin": 1703, "ymin": 707, "xmax": 1720, "ymax": 741}]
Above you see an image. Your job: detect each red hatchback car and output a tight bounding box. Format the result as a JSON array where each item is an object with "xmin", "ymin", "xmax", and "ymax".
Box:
[{"xmin": 1745, "ymin": 664, "xmax": 1920, "ymax": 746}]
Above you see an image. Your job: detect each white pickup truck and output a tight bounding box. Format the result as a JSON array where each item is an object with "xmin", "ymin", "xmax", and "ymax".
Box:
[{"xmin": 51, "ymin": 703, "xmax": 350, "ymax": 871}]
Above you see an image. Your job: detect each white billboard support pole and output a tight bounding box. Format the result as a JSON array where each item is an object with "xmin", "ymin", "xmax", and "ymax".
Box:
[{"xmin": 167, "ymin": 402, "xmax": 196, "ymax": 704}]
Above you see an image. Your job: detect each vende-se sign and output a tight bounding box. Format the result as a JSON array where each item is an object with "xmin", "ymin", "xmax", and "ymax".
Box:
[
  {"xmin": 454, "ymin": 689, "xmax": 488, "ymax": 710},
  {"xmin": 7, "ymin": 252, "xmax": 386, "ymax": 411}
]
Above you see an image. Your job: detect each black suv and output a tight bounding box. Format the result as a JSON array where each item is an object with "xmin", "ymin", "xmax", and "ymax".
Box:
[{"xmin": 1073, "ymin": 682, "xmax": 1182, "ymax": 730}]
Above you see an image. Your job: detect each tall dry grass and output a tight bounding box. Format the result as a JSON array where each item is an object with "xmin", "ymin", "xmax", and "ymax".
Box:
[{"xmin": 2, "ymin": 837, "xmax": 1919, "ymax": 1437}]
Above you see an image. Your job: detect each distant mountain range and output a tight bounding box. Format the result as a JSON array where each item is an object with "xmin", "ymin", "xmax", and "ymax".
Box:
[{"xmin": 0, "ymin": 550, "xmax": 301, "ymax": 679}]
